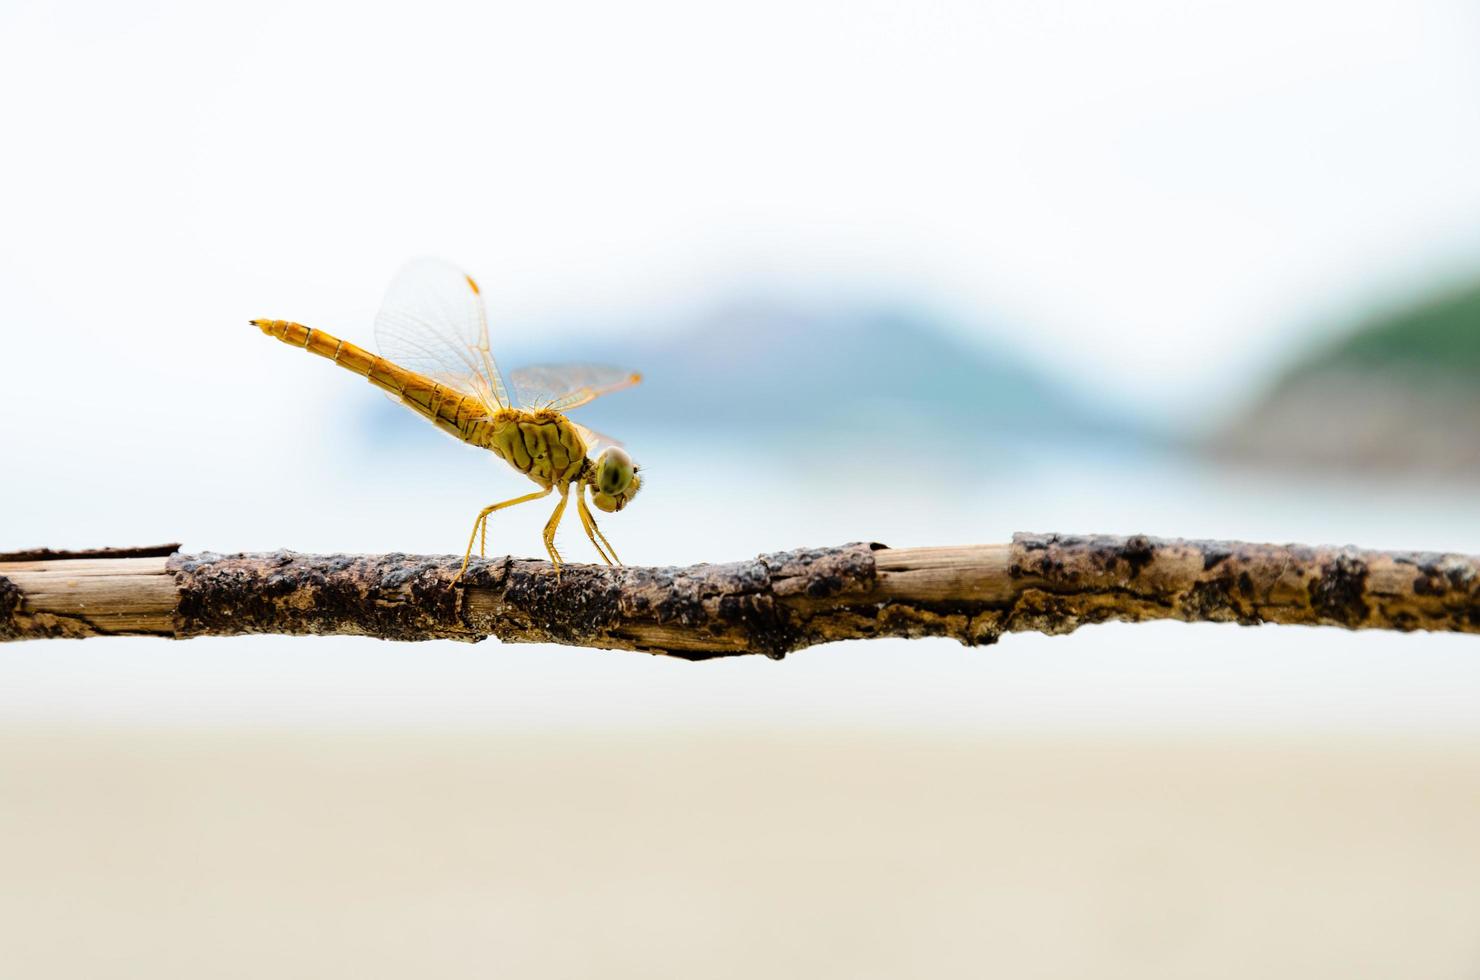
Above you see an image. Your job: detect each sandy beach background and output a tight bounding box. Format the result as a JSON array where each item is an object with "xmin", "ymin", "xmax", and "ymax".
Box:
[{"xmin": 3, "ymin": 726, "xmax": 1479, "ymax": 978}]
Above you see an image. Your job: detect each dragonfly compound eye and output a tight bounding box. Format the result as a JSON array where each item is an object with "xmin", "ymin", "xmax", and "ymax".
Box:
[{"xmin": 594, "ymin": 446, "xmax": 635, "ymax": 496}]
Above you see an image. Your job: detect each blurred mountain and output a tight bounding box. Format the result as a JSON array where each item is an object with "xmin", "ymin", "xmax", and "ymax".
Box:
[
  {"xmin": 1213, "ymin": 279, "xmax": 1480, "ymax": 474},
  {"xmin": 369, "ymin": 297, "xmax": 1146, "ymax": 463}
]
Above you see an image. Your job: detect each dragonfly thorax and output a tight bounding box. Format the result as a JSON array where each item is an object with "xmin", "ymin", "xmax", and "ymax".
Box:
[
  {"xmin": 481, "ymin": 410, "xmax": 589, "ymax": 489},
  {"xmin": 478, "ymin": 411, "xmax": 641, "ymax": 514}
]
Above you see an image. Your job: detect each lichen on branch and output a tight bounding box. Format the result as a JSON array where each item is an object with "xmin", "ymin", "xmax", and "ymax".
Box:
[{"xmin": 2, "ymin": 534, "xmax": 1477, "ymax": 657}]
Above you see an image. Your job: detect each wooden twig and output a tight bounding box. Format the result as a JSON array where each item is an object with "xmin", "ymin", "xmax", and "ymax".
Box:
[
  {"xmin": 0, "ymin": 543, "xmax": 183, "ymax": 562},
  {"xmin": 2, "ymin": 534, "xmax": 1477, "ymax": 659}
]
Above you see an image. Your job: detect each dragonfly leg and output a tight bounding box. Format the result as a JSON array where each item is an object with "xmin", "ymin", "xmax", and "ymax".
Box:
[
  {"xmin": 574, "ymin": 490, "xmax": 612, "ymax": 565},
  {"xmin": 457, "ymin": 487, "xmax": 552, "ymax": 581},
  {"xmin": 542, "ymin": 484, "xmax": 572, "ymax": 572},
  {"xmin": 576, "ymin": 487, "xmax": 621, "ymax": 566}
]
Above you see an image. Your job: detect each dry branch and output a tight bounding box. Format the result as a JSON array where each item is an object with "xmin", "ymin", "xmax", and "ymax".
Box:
[{"xmin": 2, "ymin": 534, "xmax": 1478, "ymax": 659}]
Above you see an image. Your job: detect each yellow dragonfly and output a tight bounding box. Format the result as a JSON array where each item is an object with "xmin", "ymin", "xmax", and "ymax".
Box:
[{"xmin": 252, "ymin": 258, "xmax": 643, "ymax": 576}]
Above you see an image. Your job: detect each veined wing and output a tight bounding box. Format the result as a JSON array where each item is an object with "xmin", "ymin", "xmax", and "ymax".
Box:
[
  {"xmin": 373, "ymin": 257, "xmax": 514, "ymax": 413},
  {"xmin": 510, "ymin": 363, "xmax": 641, "ymax": 413}
]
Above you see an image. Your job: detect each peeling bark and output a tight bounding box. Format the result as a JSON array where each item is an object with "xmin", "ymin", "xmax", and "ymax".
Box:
[{"xmin": 1, "ymin": 534, "xmax": 1477, "ymax": 658}]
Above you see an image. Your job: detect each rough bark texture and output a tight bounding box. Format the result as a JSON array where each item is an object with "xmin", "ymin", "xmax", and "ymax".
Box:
[
  {"xmin": 2, "ymin": 534, "xmax": 1477, "ymax": 658},
  {"xmin": 1004, "ymin": 533, "xmax": 1480, "ymax": 637}
]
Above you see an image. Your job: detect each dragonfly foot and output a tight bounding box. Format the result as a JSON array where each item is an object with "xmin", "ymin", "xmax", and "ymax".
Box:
[{"xmin": 454, "ymin": 488, "xmax": 553, "ymax": 584}]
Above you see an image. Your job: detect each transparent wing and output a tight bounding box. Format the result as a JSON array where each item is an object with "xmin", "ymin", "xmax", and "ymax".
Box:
[
  {"xmin": 568, "ymin": 420, "xmax": 625, "ymax": 454},
  {"xmin": 373, "ymin": 257, "xmax": 514, "ymax": 412},
  {"xmin": 509, "ymin": 363, "xmax": 641, "ymax": 412}
]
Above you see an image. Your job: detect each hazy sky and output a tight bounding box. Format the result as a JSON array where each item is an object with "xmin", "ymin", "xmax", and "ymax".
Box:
[
  {"xmin": 3, "ymin": 0, "xmax": 1479, "ymax": 420},
  {"xmin": 4, "ymin": 0, "xmax": 1480, "ymax": 730}
]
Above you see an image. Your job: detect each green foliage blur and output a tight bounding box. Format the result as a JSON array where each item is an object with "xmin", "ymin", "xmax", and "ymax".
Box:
[{"xmin": 1317, "ymin": 280, "xmax": 1480, "ymax": 374}]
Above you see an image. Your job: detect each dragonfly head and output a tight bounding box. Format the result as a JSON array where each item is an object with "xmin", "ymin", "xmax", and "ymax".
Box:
[{"xmin": 589, "ymin": 446, "xmax": 641, "ymax": 513}]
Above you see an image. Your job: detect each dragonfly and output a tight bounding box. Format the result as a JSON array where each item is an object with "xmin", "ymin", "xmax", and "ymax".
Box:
[{"xmin": 251, "ymin": 258, "xmax": 643, "ymax": 576}]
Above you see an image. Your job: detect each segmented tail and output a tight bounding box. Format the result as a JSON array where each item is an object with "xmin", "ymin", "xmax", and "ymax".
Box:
[{"xmin": 250, "ymin": 319, "xmax": 484, "ymax": 441}]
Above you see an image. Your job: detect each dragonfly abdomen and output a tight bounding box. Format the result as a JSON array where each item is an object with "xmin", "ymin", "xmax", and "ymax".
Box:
[{"xmin": 251, "ymin": 319, "xmax": 483, "ymax": 440}]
